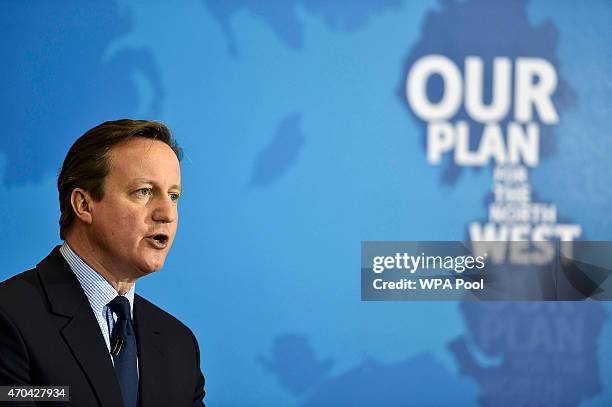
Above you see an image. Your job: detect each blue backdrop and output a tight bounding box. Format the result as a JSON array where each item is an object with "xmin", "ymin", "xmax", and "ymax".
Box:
[{"xmin": 1, "ymin": 0, "xmax": 611, "ymax": 405}]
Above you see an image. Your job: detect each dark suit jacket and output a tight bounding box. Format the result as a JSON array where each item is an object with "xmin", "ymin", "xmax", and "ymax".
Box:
[{"xmin": 0, "ymin": 247, "xmax": 205, "ymax": 407}]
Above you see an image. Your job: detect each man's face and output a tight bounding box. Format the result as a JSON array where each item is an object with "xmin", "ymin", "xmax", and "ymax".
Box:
[{"xmin": 88, "ymin": 137, "xmax": 181, "ymax": 279}]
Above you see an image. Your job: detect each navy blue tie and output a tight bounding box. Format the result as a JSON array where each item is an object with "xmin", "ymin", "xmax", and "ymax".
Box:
[{"xmin": 108, "ymin": 296, "xmax": 138, "ymax": 407}]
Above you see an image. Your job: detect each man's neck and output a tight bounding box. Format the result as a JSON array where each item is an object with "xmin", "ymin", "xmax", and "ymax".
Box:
[{"xmin": 64, "ymin": 232, "xmax": 135, "ymax": 295}]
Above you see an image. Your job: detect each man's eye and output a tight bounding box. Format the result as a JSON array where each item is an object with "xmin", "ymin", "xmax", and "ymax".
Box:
[
  {"xmin": 136, "ymin": 188, "xmax": 153, "ymax": 198},
  {"xmin": 169, "ymin": 193, "xmax": 180, "ymax": 202}
]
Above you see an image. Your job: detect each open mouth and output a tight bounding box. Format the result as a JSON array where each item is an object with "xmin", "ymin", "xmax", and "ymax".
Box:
[{"xmin": 148, "ymin": 234, "xmax": 169, "ymax": 249}]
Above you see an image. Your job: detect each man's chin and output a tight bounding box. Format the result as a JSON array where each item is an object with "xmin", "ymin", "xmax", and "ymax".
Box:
[{"xmin": 137, "ymin": 257, "xmax": 167, "ymax": 276}]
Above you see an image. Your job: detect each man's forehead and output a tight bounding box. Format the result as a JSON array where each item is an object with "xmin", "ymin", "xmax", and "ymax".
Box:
[
  {"xmin": 107, "ymin": 138, "xmax": 181, "ymax": 182},
  {"xmin": 110, "ymin": 137, "xmax": 178, "ymax": 158}
]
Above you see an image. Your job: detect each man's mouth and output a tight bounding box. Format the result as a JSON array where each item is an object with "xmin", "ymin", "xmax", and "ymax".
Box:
[{"xmin": 147, "ymin": 234, "xmax": 169, "ymax": 249}]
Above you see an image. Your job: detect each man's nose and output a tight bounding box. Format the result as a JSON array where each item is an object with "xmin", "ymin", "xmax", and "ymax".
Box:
[{"xmin": 152, "ymin": 195, "xmax": 177, "ymax": 223}]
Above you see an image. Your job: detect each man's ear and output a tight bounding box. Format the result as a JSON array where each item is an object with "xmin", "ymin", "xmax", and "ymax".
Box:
[{"xmin": 70, "ymin": 188, "xmax": 94, "ymax": 225}]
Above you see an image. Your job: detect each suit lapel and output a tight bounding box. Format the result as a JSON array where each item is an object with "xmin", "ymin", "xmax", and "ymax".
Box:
[
  {"xmin": 37, "ymin": 247, "xmax": 124, "ymax": 407},
  {"xmin": 133, "ymin": 296, "xmax": 167, "ymax": 407}
]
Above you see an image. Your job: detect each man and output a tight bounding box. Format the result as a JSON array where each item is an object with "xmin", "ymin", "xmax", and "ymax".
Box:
[{"xmin": 0, "ymin": 120, "xmax": 205, "ymax": 406}]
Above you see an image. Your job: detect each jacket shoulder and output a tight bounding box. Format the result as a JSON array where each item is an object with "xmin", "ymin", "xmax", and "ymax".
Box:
[
  {"xmin": 0, "ymin": 247, "xmax": 67, "ymax": 317},
  {"xmin": 0, "ymin": 268, "xmax": 44, "ymax": 310},
  {"xmin": 134, "ymin": 294, "xmax": 195, "ymax": 337}
]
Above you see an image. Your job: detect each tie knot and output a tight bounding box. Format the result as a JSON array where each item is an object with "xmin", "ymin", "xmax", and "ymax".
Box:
[{"xmin": 108, "ymin": 296, "xmax": 131, "ymax": 320}]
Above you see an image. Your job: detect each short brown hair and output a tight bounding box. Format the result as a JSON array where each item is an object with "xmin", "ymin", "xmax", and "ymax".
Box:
[{"xmin": 57, "ymin": 119, "xmax": 182, "ymax": 239}]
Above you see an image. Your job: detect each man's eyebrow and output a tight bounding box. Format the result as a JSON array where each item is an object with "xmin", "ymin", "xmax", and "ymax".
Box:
[
  {"xmin": 128, "ymin": 178, "xmax": 155, "ymax": 187},
  {"xmin": 128, "ymin": 178, "xmax": 182, "ymax": 191}
]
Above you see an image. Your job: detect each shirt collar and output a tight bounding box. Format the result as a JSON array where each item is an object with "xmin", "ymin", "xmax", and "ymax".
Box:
[{"xmin": 60, "ymin": 242, "xmax": 135, "ymax": 316}]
